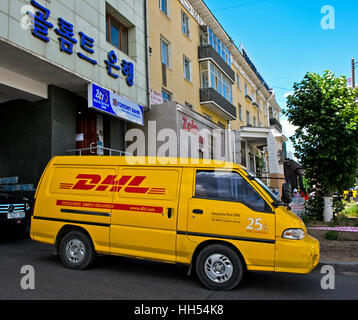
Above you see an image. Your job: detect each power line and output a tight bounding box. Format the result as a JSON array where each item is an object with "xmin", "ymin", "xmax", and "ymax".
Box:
[
  {"xmin": 271, "ymin": 85, "xmax": 293, "ymax": 91},
  {"xmin": 213, "ymin": 0, "xmax": 269, "ymax": 12}
]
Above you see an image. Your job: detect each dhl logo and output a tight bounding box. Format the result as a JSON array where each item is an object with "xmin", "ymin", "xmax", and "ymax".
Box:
[{"xmin": 59, "ymin": 174, "xmax": 166, "ymax": 195}]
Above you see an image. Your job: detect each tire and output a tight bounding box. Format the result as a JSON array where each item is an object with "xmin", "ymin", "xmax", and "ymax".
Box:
[
  {"xmin": 195, "ymin": 244, "xmax": 244, "ymax": 291},
  {"xmin": 59, "ymin": 231, "xmax": 95, "ymax": 270}
]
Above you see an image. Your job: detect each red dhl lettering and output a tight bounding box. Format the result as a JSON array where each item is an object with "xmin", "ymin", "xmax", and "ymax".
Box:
[{"xmin": 59, "ymin": 174, "xmax": 166, "ymax": 195}]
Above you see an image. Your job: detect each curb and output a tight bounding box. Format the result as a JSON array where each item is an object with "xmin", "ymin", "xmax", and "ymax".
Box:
[{"xmin": 317, "ymin": 262, "xmax": 358, "ymax": 272}]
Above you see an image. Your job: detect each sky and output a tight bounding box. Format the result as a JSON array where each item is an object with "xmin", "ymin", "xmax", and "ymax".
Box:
[{"xmin": 204, "ymin": 0, "xmax": 358, "ymax": 159}]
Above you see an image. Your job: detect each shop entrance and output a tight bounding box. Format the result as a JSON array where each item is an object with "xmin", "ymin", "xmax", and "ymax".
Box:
[
  {"xmin": 74, "ymin": 106, "xmax": 127, "ymax": 156},
  {"xmin": 76, "ymin": 109, "xmax": 105, "ymax": 155}
]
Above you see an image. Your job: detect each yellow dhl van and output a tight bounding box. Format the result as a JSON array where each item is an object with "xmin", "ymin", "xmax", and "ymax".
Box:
[{"xmin": 30, "ymin": 156, "xmax": 319, "ymax": 290}]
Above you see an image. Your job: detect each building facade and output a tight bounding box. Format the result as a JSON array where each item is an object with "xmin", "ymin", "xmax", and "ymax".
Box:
[
  {"xmin": 0, "ymin": 0, "xmax": 149, "ymax": 187},
  {"xmin": 0, "ymin": 0, "xmax": 286, "ymax": 193},
  {"xmin": 147, "ymin": 0, "xmax": 286, "ymax": 191}
]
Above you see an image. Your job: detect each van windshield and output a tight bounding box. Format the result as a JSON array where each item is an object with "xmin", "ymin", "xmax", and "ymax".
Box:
[{"xmin": 243, "ymin": 169, "xmax": 282, "ymax": 203}]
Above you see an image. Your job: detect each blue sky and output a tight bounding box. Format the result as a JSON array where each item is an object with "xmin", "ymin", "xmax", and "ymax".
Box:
[{"xmin": 204, "ymin": 0, "xmax": 357, "ymax": 157}]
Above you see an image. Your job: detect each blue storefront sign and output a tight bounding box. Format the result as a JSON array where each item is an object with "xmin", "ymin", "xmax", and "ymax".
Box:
[{"xmin": 88, "ymin": 83, "xmax": 144, "ymax": 126}]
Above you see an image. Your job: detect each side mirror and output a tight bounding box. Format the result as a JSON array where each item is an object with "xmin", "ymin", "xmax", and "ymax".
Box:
[{"xmin": 282, "ymin": 183, "xmax": 292, "ymax": 204}]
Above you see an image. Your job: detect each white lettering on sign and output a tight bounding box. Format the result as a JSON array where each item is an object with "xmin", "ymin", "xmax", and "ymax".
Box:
[{"xmin": 178, "ymin": 0, "xmax": 205, "ymax": 26}]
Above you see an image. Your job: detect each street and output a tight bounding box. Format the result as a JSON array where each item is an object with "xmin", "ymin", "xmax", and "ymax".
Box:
[{"xmin": 0, "ymin": 234, "xmax": 357, "ymax": 301}]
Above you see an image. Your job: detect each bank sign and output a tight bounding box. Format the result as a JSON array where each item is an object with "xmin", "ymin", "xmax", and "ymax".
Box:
[
  {"xmin": 89, "ymin": 84, "xmax": 144, "ymax": 126},
  {"xmin": 27, "ymin": 0, "xmax": 134, "ymax": 86}
]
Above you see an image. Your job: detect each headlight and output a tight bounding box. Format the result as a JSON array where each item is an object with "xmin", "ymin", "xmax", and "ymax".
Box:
[
  {"xmin": 282, "ymin": 228, "xmax": 305, "ymax": 240},
  {"xmin": 25, "ymin": 203, "xmax": 31, "ymax": 211}
]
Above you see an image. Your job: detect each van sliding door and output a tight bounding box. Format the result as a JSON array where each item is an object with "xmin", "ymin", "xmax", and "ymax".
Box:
[{"xmin": 110, "ymin": 167, "xmax": 182, "ymax": 263}]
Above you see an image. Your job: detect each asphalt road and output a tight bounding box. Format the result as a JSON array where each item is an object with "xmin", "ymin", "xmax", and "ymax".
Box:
[{"xmin": 0, "ymin": 233, "xmax": 357, "ymax": 301}]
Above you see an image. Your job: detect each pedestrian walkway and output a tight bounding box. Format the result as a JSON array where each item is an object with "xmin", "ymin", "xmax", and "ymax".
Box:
[{"xmin": 308, "ymin": 226, "xmax": 358, "ymax": 233}]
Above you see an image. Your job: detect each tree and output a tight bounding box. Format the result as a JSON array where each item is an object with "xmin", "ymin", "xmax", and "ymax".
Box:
[{"xmin": 284, "ymin": 71, "xmax": 358, "ymax": 221}]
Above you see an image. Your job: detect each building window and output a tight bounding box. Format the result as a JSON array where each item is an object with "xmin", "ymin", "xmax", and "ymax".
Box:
[
  {"xmin": 246, "ymin": 111, "xmax": 250, "ymax": 126},
  {"xmin": 183, "ymin": 56, "xmax": 192, "ymax": 82},
  {"xmin": 181, "ymin": 11, "xmax": 190, "ymax": 38},
  {"xmin": 162, "ymin": 89, "xmax": 172, "ymax": 102},
  {"xmin": 208, "ymin": 28, "xmax": 231, "ymax": 66},
  {"xmin": 241, "ymin": 141, "xmax": 247, "ymax": 167},
  {"xmin": 236, "ymin": 73, "xmax": 241, "ymax": 90},
  {"xmin": 200, "ymin": 61, "xmax": 209, "ymax": 88},
  {"xmin": 209, "ymin": 63, "xmax": 233, "ymax": 103},
  {"xmin": 106, "ymin": 14, "xmax": 128, "ymax": 54},
  {"xmin": 238, "ymin": 104, "xmax": 243, "ymax": 121},
  {"xmin": 244, "ymin": 84, "xmax": 248, "ymax": 96},
  {"xmin": 253, "ymin": 116, "xmax": 257, "ymax": 127},
  {"xmin": 159, "ymin": 0, "xmax": 169, "ymax": 16},
  {"xmin": 161, "ymin": 37, "xmax": 171, "ymax": 67}
]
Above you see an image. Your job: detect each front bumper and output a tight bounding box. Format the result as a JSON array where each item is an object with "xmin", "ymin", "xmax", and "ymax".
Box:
[{"xmin": 275, "ymin": 234, "xmax": 320, "ymax": 274}]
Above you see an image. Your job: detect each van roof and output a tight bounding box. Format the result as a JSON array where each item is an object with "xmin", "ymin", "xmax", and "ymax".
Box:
[{"xmin": 51, "ymin": 156, "xmax": 245, "ymax": 170}]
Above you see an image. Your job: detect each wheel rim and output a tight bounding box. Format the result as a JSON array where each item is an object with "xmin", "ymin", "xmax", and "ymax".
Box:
[
  {"xmin": 204, "ymin": 254, "xmax": 233, "ymax": 283},
  {"xmin": 65, "ymin": 239, "xmax": 85, "ymax": 264}
]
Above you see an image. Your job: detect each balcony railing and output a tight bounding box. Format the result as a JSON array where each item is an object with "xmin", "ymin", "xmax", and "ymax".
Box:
[
  {"xmin": 200, "ymin": 87, "xmax": 237, "ymax": 120},
  {"xmin": 198, "ymin": 45, "xmax": 235, "ymax": 83},
  {"xmin": 269, "ymin": 118, "xmax": 282, "ymax": 132}
]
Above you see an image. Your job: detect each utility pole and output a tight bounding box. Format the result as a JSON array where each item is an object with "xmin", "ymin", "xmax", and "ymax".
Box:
[{"xmin": 352, "ymin": 58, "xmax": 358, "ymax": 89}]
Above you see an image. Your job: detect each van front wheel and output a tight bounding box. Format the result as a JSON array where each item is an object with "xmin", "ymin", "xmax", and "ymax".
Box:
[
  {"xmin": 195, "ymin": 244, "xmax": 244, "ymax": 291},
  {"xmin": 59, "ymin": 231, "xmax": 95, "ymax": 270}
]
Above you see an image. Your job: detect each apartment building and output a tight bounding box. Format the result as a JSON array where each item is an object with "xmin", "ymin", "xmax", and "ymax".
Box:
[{"xmin": 147, "ymin": 0, "xmax": 286, "ymax": 190}]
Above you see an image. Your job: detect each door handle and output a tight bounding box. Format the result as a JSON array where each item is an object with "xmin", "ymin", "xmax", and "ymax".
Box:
[
  {"xmin": 167, "ymin": 208, "xmax": 173, "ymax": 218},
  {"xmin": 193, "ymin": 209, "xmax": 203, "ymax": 214}
]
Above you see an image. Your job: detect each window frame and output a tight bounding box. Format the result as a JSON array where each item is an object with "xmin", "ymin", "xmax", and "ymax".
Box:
[
  {"xmin": 181, "ymin": 10, "xmax": 191, "ymax": 38},
  {"xmin": 161, "ymin": 88, "xmax": 173, "ymax": 102},
  {"xmin": 106, "ymin": 13, "xmax": 129, "ymax": 55},
  {"xmin": 160, "ymin": 36, "xmax": 171, "ymax": 68},
  {"xmin": 183, "ymin": 55, "xmax": 192, "ymax": 82},
  {"xmin": 159, "ymin": 0, "xmax": 170, "ymax": 16},
  {"xmin": 209, "ymin": 62, "xmax": 233, "ymax": 103},
  {"xmin": 246, "ymin": 111, "xmax": 250, "ymax": 126},
  {"xmin": 236, "ymin": 73, "xmax": 241, "ymax": 90},
  {"xmin": 238, "ymin": 104, "xmax": 243, "ymax": 121}
]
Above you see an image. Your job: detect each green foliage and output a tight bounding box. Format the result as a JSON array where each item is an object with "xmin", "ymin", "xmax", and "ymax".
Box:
[
  {"xmin": 256, "ymin": 152, "xmax": 266, "ymax": 176},
  {"xmin": 305, "ymin": 190, "xmax": 324, "ymax": 221},
  {"xmin": 284, "ymin": 71, "xmax": 358, "ymax": 210},
  {"xmin": 333, "ymin": 193, "xmax": 345, "ymax": 215},
  {"xmin": 324, "ymin": 230, "xmax": 339, "ymax": 241},
  {"xmin": 342, "ymin": 203, "xmax": 358, "ymax": 218}
]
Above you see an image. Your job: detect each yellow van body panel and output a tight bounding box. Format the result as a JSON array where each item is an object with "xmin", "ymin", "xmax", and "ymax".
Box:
[{"xmin": 30, "ymin": 156, "xmax": 319, "ymax": 275}]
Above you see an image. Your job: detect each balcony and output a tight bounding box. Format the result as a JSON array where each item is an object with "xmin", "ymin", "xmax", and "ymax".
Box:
[
  {"xmin": 198, "ymin": 45, "xmax": 235, "ymax": 83},
  {"xmin": 245, "ymin": 94, "xmax": 252, "ymax": 102},
  {"xmin": 270, "ymin": 118, "xmax": 282, "ymax": 132},
  {"xmin": 200, "ymin": 87, "xmax": 237, "ymax": 121}
]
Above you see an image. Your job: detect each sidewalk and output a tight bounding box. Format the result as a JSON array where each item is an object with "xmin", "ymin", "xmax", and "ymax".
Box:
[{"xmin": 307, "ymin": 228, "xmax": 358, "ymax": 271}]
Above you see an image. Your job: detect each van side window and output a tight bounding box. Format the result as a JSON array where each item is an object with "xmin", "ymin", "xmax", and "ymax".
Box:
[{"xmin": 195, "ymin": 170, "xmax": 268, "ymax": 212}]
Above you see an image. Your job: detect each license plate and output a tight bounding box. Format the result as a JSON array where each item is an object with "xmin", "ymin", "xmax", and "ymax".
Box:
[{"xmin": 7, "ymin": 212, "xmax": 25, "ymax": 219}]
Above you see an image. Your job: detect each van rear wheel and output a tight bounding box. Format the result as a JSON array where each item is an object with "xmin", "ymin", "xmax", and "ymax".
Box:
[
  {"xmin": 195, "ymin": 244, "xmax": 244, "ymax": 291},
  {"xmin": 59, "ymin": 231, "xmax": 95, "ymax": 270}
]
